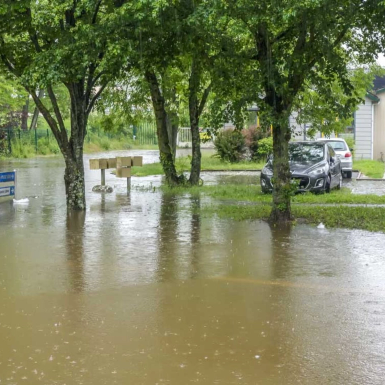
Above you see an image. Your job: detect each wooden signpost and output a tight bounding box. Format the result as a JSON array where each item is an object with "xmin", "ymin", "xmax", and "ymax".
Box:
[{"xmin": 89, "ymin": 156, "xmax": 143, "ymax": 191}]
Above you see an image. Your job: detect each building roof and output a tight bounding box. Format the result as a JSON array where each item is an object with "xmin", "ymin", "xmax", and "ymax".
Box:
[
  {"xmin": 375, "ymin": 87, "xmax": 385, "ymax": 95},
  {"xmin": 366, "ymin": 92, "xmax": 380, "ymax": 102}
]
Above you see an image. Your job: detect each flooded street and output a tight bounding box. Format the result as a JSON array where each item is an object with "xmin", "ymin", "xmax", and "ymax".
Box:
[{"xmin": 1, "ymin": 151, "xmax": 385, "ymax": 384}]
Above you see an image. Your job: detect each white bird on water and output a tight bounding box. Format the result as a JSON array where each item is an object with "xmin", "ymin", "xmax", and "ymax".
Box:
[{"xmin": 317, "ymin": 222, "xmax": 325, "ymax": 229}]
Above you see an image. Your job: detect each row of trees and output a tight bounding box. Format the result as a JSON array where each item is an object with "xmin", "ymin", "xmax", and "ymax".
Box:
[{"xmin": 0, "ymin": 0, "xmax": 384, "ymax": 223}]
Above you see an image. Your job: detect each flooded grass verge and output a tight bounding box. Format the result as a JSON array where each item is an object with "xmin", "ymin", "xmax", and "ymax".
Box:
[
  {"xmin": 202, "ymin": 203, "xmax": 385, "ymax": 233},
  {"xmin": 158, "ymin": 184, "xmax": 385, "ymax": 232},
  {"xmin": 162, "ymin": 184, "xmax": 385, "ymax": 205}
]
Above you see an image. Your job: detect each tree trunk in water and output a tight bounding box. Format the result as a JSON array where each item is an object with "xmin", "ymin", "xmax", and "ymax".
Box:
[
  {"xmin": 145, "ymin": 70, "xmax": 182, "ymax": 186},
  {"xmin": 189, "ymin": 101, "xmax": 201, "ymax": 185},
  {"xmin": 269, "ymin": 120, "xmax": 292, "ymax": 223},
  {"xmin": 188, "ymin": 58, "xmax": 211, "ymax": 186},
  {"xmin": 188, "ymin": 58, "xmax": 202, "ymax": 186},
  {"xmin": 64, "ymin": 89, "xmax": 88, "ymax": 210},
  {"xmin": 64, "ymin": 154, "xmax": 86, "ymax": 210},
  {"xmin": 166, "ymin": 113, "xmax": 178, "ymax": 159}
]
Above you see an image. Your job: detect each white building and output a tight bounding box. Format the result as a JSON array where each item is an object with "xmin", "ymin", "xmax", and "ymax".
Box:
[{"xmin": 290, "ymin": 92, "xmax": 382, "ymax": 160}]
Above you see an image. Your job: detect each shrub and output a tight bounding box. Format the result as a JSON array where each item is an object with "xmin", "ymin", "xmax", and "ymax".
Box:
[
  {"xmin": 214, "ymin": 129, "xmax": 246, "ymax": 163},
  {"xmin": 10, "ymin": 139, "xmax": 35, "ymax": 158},
  {"xmin": 256, "ymin": 137, "xmax": 273, "ymax": 160},
  {"xmin": 344, "ymin": 137, "xmax": 355, "ymax": 152},
  {"xmin": 37, "ymin": 137, "xmax": 60, "ymax": 155},
  {"xmin": 242, "ymin": 126, "xmax": 267, "ymax": 161}
]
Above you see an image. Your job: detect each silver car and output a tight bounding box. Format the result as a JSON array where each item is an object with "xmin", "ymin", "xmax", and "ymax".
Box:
[{"xmin": 316, "ymin": 138, "xmax": 353, "ymax": 178}]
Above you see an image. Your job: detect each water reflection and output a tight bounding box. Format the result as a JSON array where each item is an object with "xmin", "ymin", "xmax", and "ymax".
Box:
[
  {"xmin": 269, "ymin": 223, "xmax": 294, "ymax": 280},
  {"xmin": 66, "ymin": 211, "xmax": 86, "ymax": 292},
  {"xmin": 189, "ymin": 197, "xmax": 201, "ymax": 279},
  {"xmin": 2, "ymin": 155, "xmax": 385, "ymax": 383},
  {"xmin": 157, "ymin": 194, "xmax": 179, "ymax": 282}
]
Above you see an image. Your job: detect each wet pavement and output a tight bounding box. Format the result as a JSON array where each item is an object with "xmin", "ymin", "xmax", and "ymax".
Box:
[{"xmin": 1, "ymin": 151, "xmax": 385, "ymax": 384}]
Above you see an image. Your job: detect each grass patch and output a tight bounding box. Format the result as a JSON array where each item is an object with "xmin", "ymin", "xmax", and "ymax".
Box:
[
  {"xmin": 203, "ymin": 203, "xmax": 385, "ymax": 233},
  {"xmin": 131, "ymin": 155, "xmax": 265, "ymax": 177},
  {"xmin": 355, "ymin": 160, "xmax": 385, "ymax": 178},
  {"xmin": 131, "ymin": 162, "xmax": 164, "ymax": 177},
  {"xmin": 9, "ymin": 140, "xmax": 36, "ymax": 158},
  {"xmin": 199, "ymin": 156, "xmax": 264, "ymax": 171},
  {"xmin": 162, "ymin": 184, "xmax": 385, "ymax": 205}
]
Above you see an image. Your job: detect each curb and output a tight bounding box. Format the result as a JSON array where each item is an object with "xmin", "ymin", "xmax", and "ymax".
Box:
[{"xmin": 356, "ymin": 170, "xmax": 385, "ymax": 181}]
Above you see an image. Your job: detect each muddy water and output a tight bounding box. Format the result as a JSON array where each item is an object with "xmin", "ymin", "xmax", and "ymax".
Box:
[{"xmin": 1, "ymin": 153, "xmax": 385, "ymax": 384}]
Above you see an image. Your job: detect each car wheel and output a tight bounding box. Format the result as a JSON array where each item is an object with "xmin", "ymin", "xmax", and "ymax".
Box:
[
  {"xmin": 325, "ymin": 175, "xmax": 331, "ymax": 193},
  {"xmin": 336, "ymin": 173, "xmax": 342, "ymax": 190},
  {"xmin": 346, "ymin": 171, "xmax": 352, "ymax": 179}
]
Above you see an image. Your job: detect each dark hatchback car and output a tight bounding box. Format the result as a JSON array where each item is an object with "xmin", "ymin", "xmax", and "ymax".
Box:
[{"xmin": 260, "ymin": 141, "xmax": 342, "ymax": 194}]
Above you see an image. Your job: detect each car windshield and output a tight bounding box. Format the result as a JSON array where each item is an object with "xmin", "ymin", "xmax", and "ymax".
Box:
[
  {"xmin": 289, "ymin": 143, "xmax": 324, "ymax": 163},
  {"xmin": 326, "ymin": 140, "xmax": 347, "ymax": 151}
]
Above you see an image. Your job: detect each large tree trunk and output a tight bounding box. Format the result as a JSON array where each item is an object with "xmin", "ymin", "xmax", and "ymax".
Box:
[
  {"xmin": 30, "ymin": 84, "xmax": 88, "ymax": 210},
  {"xmin": 64, "ymin": 154, "xmax": 86, "ymax": 210},
  {"xmin": 166, "ymin": 113, "xmax": 178, "ymax": 159},
  {"xmin": 64, "ymin": 89, "xmax": 88, "ymax": 210},
  {"xmin": 189, "ymin": 123, "xmax": 201, "ymax": 185},
  {"xmin": 166, "ymin": 86, "xmax": 179, "ymax": 159},
  {"xmin": 145, "ymin": 70, "xmax": 182, "ymax": 186},
  {"xmin": 189, "ymin": 59, "xmax": 201, "ymax": 186},
  {"xmin": 188, "ymin": 59, "xmax": 211, "ymax": 186},
  {"xmin": 269, "ymin": 118, "xmax": 292, "ymax": 223}
]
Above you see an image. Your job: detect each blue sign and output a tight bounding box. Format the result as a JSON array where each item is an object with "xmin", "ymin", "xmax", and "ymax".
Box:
[
  {"xmin": 0, "ymin": 186, "xmax": 15, "ymax": 197},
  {"xmin": 0, "ymin": 171, "xmax": 15, "ymax": 183}
]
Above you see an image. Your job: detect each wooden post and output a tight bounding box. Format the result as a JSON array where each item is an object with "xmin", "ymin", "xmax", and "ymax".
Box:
[
  {"xmin": 101, "ymin": 169, "xmax": 105, "ymax": 186},
  {"xmin": 127, "ymin": 177, "xmax": 131, "ymax": 191}
]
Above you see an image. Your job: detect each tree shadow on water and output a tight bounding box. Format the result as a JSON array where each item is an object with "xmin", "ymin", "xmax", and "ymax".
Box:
[
  {"xmin": 66, "ymin": 211, "xmax": 86, "ymax": 292},
  {"xmin": 156, "ymin": 194, "xmax": 179, "ymax": 282},
  {"xmin": 189, "ymin": 196, "xmax": 201, "ymax": 279},
  {"xmin": 156, "ymin": 193, "xmax": 203, "ymax": 282},
  {"xmin": 269, "ymin": 222, "xmax": 294, "ymax": 280}
]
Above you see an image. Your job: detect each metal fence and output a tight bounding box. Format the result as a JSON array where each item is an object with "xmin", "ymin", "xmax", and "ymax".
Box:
[
  {"xmin": 0, "ymin": 122, "xmax": 158, "ymax": 156},
  {"xmin": 0, "ymin": 127, "xmax": 53, "ymax": 155},
  {"xmin": 133, "ymin": 122, "xmax": 157, "ymax": 145}
]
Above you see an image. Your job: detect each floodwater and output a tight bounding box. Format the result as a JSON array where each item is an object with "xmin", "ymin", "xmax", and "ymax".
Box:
[{"xmin": 1, "ymin": 151, "xmax": 385, "ymax": 384}]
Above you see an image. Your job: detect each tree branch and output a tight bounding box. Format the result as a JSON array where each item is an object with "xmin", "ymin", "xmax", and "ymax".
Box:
[
  {"xmin": 46, "ymin": 85, "xmax": 68, "ymax": 138},
  {"xmin": 91, "ymin": 70, "xmax": 106, "ymax": 89},
  {"xmin": 92, "ymin": 0, "xmax": 103, "ymax": 24},
  {"xmin": 27, "ymin": 88, "xmax": 68, "ymax": 155},
  {"xmin": 86, "ymin": 82, "xmax": 109, "ymax": 115},
  {"xmin": 85, "ymin": 64, "xmax": 97, "ymax": 107},
  {"xmin": 0, "ymin": 53, "xmax": 18, "ymax": 76}
]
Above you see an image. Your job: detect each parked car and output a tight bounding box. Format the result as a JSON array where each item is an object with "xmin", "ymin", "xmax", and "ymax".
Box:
[
  {"xmin": 316, "ymin": 138, "xmax": 353, "ymax": 178},
  {"xmin": 260, "ymin": 141, "xmax": 342, "ymax": 194}
]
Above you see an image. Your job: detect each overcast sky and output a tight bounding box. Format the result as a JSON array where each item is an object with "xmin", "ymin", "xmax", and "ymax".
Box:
[{"xmin": 377, "ymin": 54, "xmax": 385, "ymax": 67}]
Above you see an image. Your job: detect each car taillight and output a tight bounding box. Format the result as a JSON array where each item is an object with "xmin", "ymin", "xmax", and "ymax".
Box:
[{"xmin": 345, "ymin": 152, "xmax": 352, "ymax": 158}]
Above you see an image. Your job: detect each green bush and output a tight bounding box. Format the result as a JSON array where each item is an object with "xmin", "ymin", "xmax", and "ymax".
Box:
[
  {"xmin": 37, "ymin": 137, "xmax": 60, "ymax": 155},
  {"xmin": 344, "ymin": 137, "xmax": 355, "ymax": 152},
  {"xmin": 242, "ymin": 126, "xmax": 267, "ymax": 161},
  {"xmin": 214, "ymin": 129, "xmax": 246, "ymax": 163},
  {"xmin": 256, "ymin": 137, "xmax": 273, "ymax": 159},
  {"xmin": 10, "ymin": 139, "xmax": 35, "ymax": 158}
]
